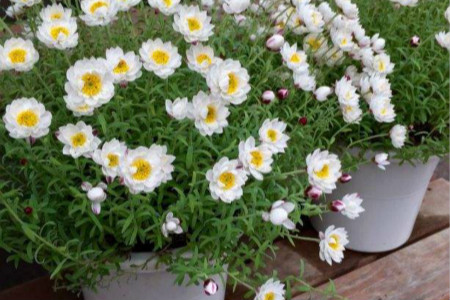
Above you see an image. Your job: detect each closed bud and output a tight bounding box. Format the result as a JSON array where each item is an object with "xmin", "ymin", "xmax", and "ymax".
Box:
[
  {"xmin": 298, "ymin": 116, "xmax": 307, "ymax": 125},
  {"xmin": 261, "ymin": 90, "xmax": 275, "ymax": 104},
  {"xmin": 204, "ymin": 279, "xmax": 218, "ymax": 296},
  {"xmin": 276, "ymin": 88, "xmax": 289, "ymax": 100},
  {"xmin": 119, "ymin": 81, "xmax": 128, "ymax": 89},
  {"xmin": 314, "ymin": 86, "xmax": 332, "ymax": 102},
  {"xmin": 339, "ymin": 173, "xmax": 352, "ymax": 183},
  {"xmin": 410, "ymin": 35, "xmax": 420, "ymax": 47},
  {"xmin": 305, "ymin": 185, "xmax": 322, "ymax": 200},
  {"xmin": 330, "ymin": 200, "xmax": 345, "ymax": 212},
  {"xmin": 24, "ymin": 206, "xmax": 33, "ymax": 215},
  {"xmin": 87, "ymin": 187, "xmax": 106, "ymax": 203},
  {"xmin": 266, "ymin": 34, "xmax": 284, "ymax": 51}
]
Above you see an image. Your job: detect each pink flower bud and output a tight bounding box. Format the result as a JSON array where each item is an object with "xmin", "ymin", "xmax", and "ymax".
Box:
[
  {"xmin": 330, "ymin": 200, "xmax": 345, "ymax": 212},
  {"xmin": 339, "ymin": 174, "xmax": 352, "ymax": 183},
  {"xmin": 410, "ymin": 35, "xmax": 420, "ymax": 47},
  {"xmin": 266, "ymin": 34, "xmax": 284, "ymax": 51},
  {"xmin": 119, "ymin": 81, "xmax": 128, "ymax": 89},
  {"xmin": 305, "ymin": 186, "xmax": 322, "ymax": 200},
  {"xmin": 277, "ymin": 88, "xmax": 289, "ymax": 100},
  {"xmin": 204, "ymin": 279, "xmax": 218, "ymax": 296},
  {"xmin": 24, "ymin": 206, "xmax": 33, "ymax": 215},
  {"xmin": 261, "ymin": 90, "xmax": 275, "ymax": 104}
]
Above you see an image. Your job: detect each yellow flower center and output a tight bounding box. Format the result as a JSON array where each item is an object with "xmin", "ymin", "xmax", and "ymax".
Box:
[
  {"xmin": 107, "ymin": 153, "xmax": 119, "ymax": 167},
  {"xmin": 381, "ymin": 108, "xmax": 387, "ymax": 115},
  {"xmin": 81, "ymin": 73, "xmax": 102, "ymax": 97},
  {"xmin": 312, "ymin": 12, "xmax": 320, "ymax": 25},
  {"xmin": 16, "ymin": 110, "xmax": 39, "ymax": 127},
  {"xmin": 113, "ymin": 59, "xmax": 130, "ymax": 74},
  {"xmin": 90, "ymin": 1, "xmax": 108, "ymax": 13},
  {"xmin": 264, "ymin": 292, "xmax": 275, "ymax": 300},
  {"xmin": 196, "ymin": 53, "xmax": 212, "ymax": 65},
  {"xmin": 250, "ymin": 150, "xmax": 263, "ymax": 168},
  {"xmin": 76, "ymin": 104, "xmax": 90, "ymax": 112},
  {"xmin": 344, "ymin": 105, "xmax": 353, "ymax": 113},
  {"xmin": 187, "ymin": 17, "xmax": 202, "ymax": 32},
  {"xmin": 315, "ymin": 164, "xmax": 330, "ymax": 179},
  {"xmin": 131, "ymin": 158, "xmax": 152, "ymax": 181},
  {"xmin": 308, "ymin": 37, "xmax": 321, "ymax": 51},
  {"xmin": 378, "ymin": 60, "xmax": 386, "ymax": 72},
  {"xmin": 50, "ymin": 26, "xmax": 69, "ymax": 40},
  {"xmin": 71, "ymin": 132, "xmax": 87, "ymax": 148},
  {"xmin": 218, "ymin": 172, "xmax": 236, "ymax": 190},
  {"xmin": 290, "ymin": 53, "xmax": 301, "ymax": 63},
  {"xmin": 163, "ymin": 0, "xmax": 172, "ymax": 7},
  {"xmin": 328, "ymin": 234, "xmax": 340, "ymax": 250},
  {"xmin": 295, "ymin": 17, "xmax": 303, "ymax": 26},
  {"xmin": 227, "ymin": 73, "xmax": 239, "ymax": 95},
  {"xmin": 8, "ymin": 48, "xmax": 27, "ymax": 64},
  {"xmin": 50, "ymin": 12, "xmax": 63, "ymax": 20},
  {"xmin": 152, "ymin": 49, "xmax": 170, "ymax": 65},
  {"xmin": 267, "ymin": 129, "xmax": 278, "ymax": 142},
  {"xmin": 205, "ymin": 105, "xmax": 216, "ymax": 124}
]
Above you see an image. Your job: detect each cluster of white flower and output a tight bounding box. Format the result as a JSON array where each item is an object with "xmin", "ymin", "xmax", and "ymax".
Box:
[
  {"xmin": 6, "ymin": 0, "xmax": 41, "ymax": 18},
  {"xmin": 435, "ymin": 5, "xmax": 450, "ymax": 51}
]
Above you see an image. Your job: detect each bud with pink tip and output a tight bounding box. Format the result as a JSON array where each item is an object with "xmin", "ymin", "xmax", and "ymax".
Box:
[
  {"xmin": 204, "ymin": 279, "xmax": 218, "ymax": 296},
  {"xmin": 261, "ymin": 90, "xmax": 275, "ymax": 104},
  {"xmin": 304, "ymin": 185, "xmax": 322, "ymax": 200},
  {"xmin": 410, "ymin": 35, "xmax": 420, "ymax": 47},
  {"xmin": 266, "ymin": 34, "xmax": 284, "ymax": 51},
  {"xmin": 276, "ymin": 88, "xmax": 289, "ymax": 100},
  {"xmin": 330, "ymin": 200, "xmax": 345, "ymax": 212},
  {"xmin": 339, "ymin": 173, "xmax": 352, "ymax": 183}
]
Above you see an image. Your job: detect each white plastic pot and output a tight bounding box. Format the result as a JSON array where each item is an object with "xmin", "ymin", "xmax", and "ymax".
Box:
[
  {"xmin": 82, "ymin": 252, "xmax": 227, "ymax": 300},
  {"xmin": 311, "ymin": 155, "xmax": 440, "ymax": 253}
]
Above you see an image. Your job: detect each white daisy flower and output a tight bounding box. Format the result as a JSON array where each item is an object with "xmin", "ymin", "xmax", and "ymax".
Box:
[
  {"xmin": 191, "ymin": 91, "xmax": 230, "ymax": 136},
  {"xmin": 6, "ymin": 3, "xmax": 25, "ymax": 18},
  {"xmin": 326, "ymin": 46, "xmax": 344, "ymax": 67},
  {"xmin": 3, "ymin": 98, "xmax": 52, "ymax": 141},
  {"xmin": 148, "ymin": 0, "xmax": 180, "ymax": 15},
  {"xmin": 297, "ymin": 4, "xmax": 324, "ymax": 33},
  {"xmin": 294, "ymin": 72, "xmax": 316, "ymax": 91},
  {"xmin": 335, "ymin": 77, "xmax": 359, "ymax": 106},
  {"xmin": 57, "ymin": 121, "xmax": 101, "ymax": 158},
  {"xmin": 82, "ymin": 182, "xmax": 107, "ymax": 215},
  {"xmin": 222, "ymin": 0, "xmax": 251, "ymax": 14},
  {"xmin": 149, "ymin": 144, "xmax": 175, "ymax": 184},
  {"xmin": 374, "ymin": 153, "xmax": 390, "ymax": 170},
  {"xmin": 206, "ymin": 59, "xmax": 251, "ymax": 105},
  {"xmin": 370, "ymin": 95, "xmax": 396, "ymax": 123},
  {"xmin": 173, "ymin": 5, "xmax": 214, "ymax": 43},
  {"xmin": 206, "ymin": 157, "xmax": 248, "ymax": 203},
  {"xmin": 40, "ymin": 3, "xmax": 72, "ymax": 22},
  {"xmin": 117, "ymin": 0, "xmax": 141, "ymax": 11},
  {"xmin": 319, "ymin": 225, "xmax": 349, "ymax": 265},
  {"xmin": 80, "ymin": 0, "xmax": 119, "ymax": 26},
  {"xmin": 139, "ymin": 38, "xmax": 182, "ymax": 79},
  {"xmin": 36, "ymin": 18, "xmax": 79, "ymax": 50},
  {"xmin": 262, "ymin": 200, "xmax": 295, "ymax": 230},
  {"xmin": 92, "ymin": 139, "xmax": 127, "ymax": 182},
  {"xmin": 314, "ymin": 86, "xmax": 333, "ymax": 102},
  {"xmin": 10, "ymin": 0, "xmax": 41, "ymax": 7},
  {"xmin": 238, "ymin": 136, "xmax": 273, "ymax": 180},
  {"xmin": 435, "ymin": 32, "xmax": 450, "ymax": 51},
  {"xmin": 371, "ymin": 33, "xmax": 386, "ymax": 53},
  {"xmin": 161, "ymin": 212, "xmax": 183, "ymax": 238},
  {"xmin": 330, "ymin": 29, "xmax": 354, "ymax": 52},
  {"xmin": 165, "ymin": 97, "xmax": 189, "ymax": 120},
  {"xmin": 364, "ymin": 53, "xmax": 395, "ymax": 76},
  {"xmin": 341, "ymin": 104, "xmax": 362, "ymax": 124},
  {"xmin": 258, "ymin": 118, "xmax": 290, "ymax": 154},
  {"xmin": 360, "ymin": 74, "xmax": 392, "ymax": 103},
  {"xmin": 339, "ymin": 193, "xmax": 365, "ymax": 219},
  {"xmin": 105, "ymin": 47, "xmax": 142, "ymax": 83},
  {"xmin": 0, "ymin": 38, "xmax": 39, "ymax": 72},
  {"xmin": 280, "ymin": 42, "xmax": 309, "ymax": 74},
  {"xmin": 306, "ymin": 149, "xmax": 342, "ymax": 194},
  {"xmin": 254, "ymin": 278, "xmax": 285, "ymax": 300},
  {"xmin": 390, "ymin": 124, "xmax": 407, "ymax": 149},
  {"xmin": 186, "ymin": 43, "xmax": 218, "ymax": 76},
  {"xmin": 303, "ymin": 33, "xmax": 328, "ymax": 57},
  {"xmin": 317, "ymin": 2, "xmax": 336, "ymax": 23}
]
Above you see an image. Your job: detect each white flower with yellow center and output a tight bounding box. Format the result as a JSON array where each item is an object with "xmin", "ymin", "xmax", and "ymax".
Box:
[
  {"xmin": 286, "ymin": 9, "xmax": 308, "ymax": 35},
  {"xmin": 238, "ymin": 137, "xmax": 273, "ymax": 181},
  {"xmin": 280, "ymin": 42, "xmax": 308, "ymax": 74},
  {"xmin": 6, "ymin": 3, "xmax": 25, "ymax": 18},
  {"xmin": 390, "ymin": 124, "xmax": 407, "ymax": 149},
  {"xmin": 262, "ymin": 200, "xmax": 295, "ymax": 230},
  {"xmin": 254, "ymin": 278, "xmax": 285, "ymax": 300},
  {"xmin": 39, "ymin": 3, "xmax": 72, "ymax": 22},
  {"xmin": 37, "ymin": 18, "xmax": 79, "ymax": 50},
  {"xmin": 148, "ymin": 0, "xmax": 180, "ymax": 15},
  {"xmin": 10, "ymin": 0, "xmax": 41, "ymax": 7},
  {"xmin": 64, "ymin": 98, "xmax": 96, "ymax": 117},
  {"xmin": 92, "ymin": 139, "xmax": 127, "ymax": 181},
  {"xmin": 166, "ymin": 97, "xmax": 189, "ymax": 120},
  {"xmin": 341, "ymin": 103, "xmax": 362, "ymax": 124},
  {"xmin": 57, "ymin": 121, "xmax": 101, "ymax": 158},
  {"xmin": 117, "ymin": 0, "xmax": 141, "ymax": 11},
  {"xmin": 370, "ymin": 95, "xmax": 396, "ymax": 123},
  {"xmin": 105, "ymin": 47, "xmax": 142, "ymax": 83},
  {"xmin": 331, "ymin": 29, "xmax": 354, "ymax": 52},
  {"xmin": 297, "ymin": 4, "xmax": 324, "ymax": 33},
  {"xmin": 206, "ymin": 157, "xmax": 248, "ymax": 203},
  {"xmin": 340, "ymin": 193, "xmax": 365, "ymax": 219},
  {"xmin": 206, "ymin": 59, "xmax": 251, "ymax": 105},
  {"xmin": 3, "ymin": 98, "xmax": 52, "ymax": 141},
  {"xmin": 191, "ymin": 91, "xmax": 230, "ymax": 136},
  {"xmin": 186, "ymin": 43, "xmax": 218, "ymax": 76},
  {"xmin": 149, "ymin": 144, "xmax": 175, "ymax": 184},
  {"xmin": 364, "ymin": 53, "xmax": 395, "ymax": 76},
  {"xmin": 258, "ymin": 118, "xmax": 290, "ymax": 154},
  {"xmin": 173, "ymin": 5, "xmax": 214, "ymax": 43},
  {"xmin": 306, "ymin": 149, "xmax": 342, "ymax": 194},
  {"xmin": 139, "ymin": 38, "xmax": 182, "ymax": 79},
  {"xmin": 0, "ymin": 38, "xmax": 39, "ymax": 72},
  {"xmin": 325, "ymin": 46, "xmax": 344, "ymax": 67},
  {"xmin": 360, "ymin": 74, "xmax": 392, "ymax": 103},
  {"xmin": 319, "ymin": 225, "xmax": 349, "ymax": 265},
  {"xmin": 335, "ymin": 77, "xmax": 359, "ymax": 106},
  {"xmin": 80, "ymin": 0, "xmax": 119, "ymax": 26},
  {"xmin": 120, "ymin": 146, "xmax": 166, "ymax": 194},
  {"xmin": 303, "ymin": 33, "xmax": 328, "ymax": 57}
]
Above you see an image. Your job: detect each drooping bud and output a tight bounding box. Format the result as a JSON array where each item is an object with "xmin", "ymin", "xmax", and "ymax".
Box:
[
  {"xmin": 339, "ymin": 173, "xmax": 352, "ymax": 183},
  {"xmin": 304, "ymin": 186, "xmax": 322, "ymax": 200},
  {"xmin": 410, "ymin": 35, "xmax": 420, "ymax": 47},
  {"xmin": 266, "ymin": 34, "xmax": 284, "ymax": 51},
  {"xmin": 204, "ymin": 279, "xmax": 218, "ymax": 296},
  {"xmin": 330, "ymin": 200, "xmax": 345, "ymax": 212},
  {"xmin": 276, "ymin": 88, "xmax": 289, "ymax": 100},
  {"xmin": 261, "ymin": 90, "xmax": 275, "ymax": 104}
]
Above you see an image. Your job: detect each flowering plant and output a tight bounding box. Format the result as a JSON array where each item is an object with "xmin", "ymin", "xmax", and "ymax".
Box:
[{"xmin": 0, "ymin": 0, "xmax": 447, "ymax": 299}]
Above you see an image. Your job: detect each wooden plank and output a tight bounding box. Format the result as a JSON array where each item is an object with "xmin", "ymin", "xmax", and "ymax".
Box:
[
  {"xmin": 0, "ymin": 277, "xmax": 79, "ymax": 300},
  {"xmin": 293, "ymin": 228, "xmax": 450, "ymax": 300}
]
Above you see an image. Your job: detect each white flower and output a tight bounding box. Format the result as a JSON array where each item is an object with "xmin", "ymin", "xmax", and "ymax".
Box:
[
  {"xmin": 297, "ymin": 4, "xmax": 324, "ymax": 33},
  {"xmin": 190, "ymin": 91, "xmax": 230, "ymax": 136},
  {"xmin": 0, "ymin": 38, "xmax": 39, "ymax": 72},
  {"xmin": 206, "ymin": 157, "xmax": 248, "ymax": 203},
  {"xmin": 40, "ymin": 3, "xmax": 72, "ymax": 22},
  {"xmin": 92, "ymin": 139, "xmax": 127, "ymax": 181},
  {"xmin": 370, "ymin": 95, "xmax": 396, "ymax": 123},
  {"xmin": 186, "ymin": 43, "xmax": 218, "ymax": 76},
  {"xmin": 254, "ymin": 278, "xmax": 285, "ymax": 300},
  {"xmin": 335, "ymin": 0, "xmax": 358, "ymax": 19},
  {"xmin": 445, "ymin": 6, "xmax": 450, "ymax": 23},
  {"xmin": 117, "ymin": 0, "xmax": 141, "ymax": 11},
  {"xmin": 149, "ymin": 144, "xmax": 175, "ymax": 184},
  {"xmin": 258, "ymin": 118, "xmax": 290, "ymax": 154},
  {"xmin": 238, "ymin": 136, "xmax": 273, "ymax": 180},
  {"xmin": 82, "ymin": 182, "xmax": 107, "ymax": 215},
  {"xmin": 201, "ymin": 0, "xmax": 214, "ymax": 8},
  {"xmin": 36, "ymin": 18, "xmax": 79, "ymax": 50},
  {"xmin": 341, "ymin": 104, "xmax": 362, "ymax": 124},
  {"xmin": 303, "ymin": 33, "xmax": 328, "ymax": 57},
  {"xmin": 334, "ymin": 77, "xmax": 359, "ymax": 106},
  {"xmin": 6, "ymin": 4, "xmax": 25, "ymax": 18},
  {"xmin": 390, "ymin": 124, "xmax": 407, "ymax": 149},
  {"xmin": 317, "ymin": 2, "xmax": 336, "ymax": 23},
  {"xmin": 10, "ymin": 0, "xmax": 41, "ymax": 7},
  {"xmin": 293, "ymin": 72, "xmax": 316, "ymax": 91},
  {"xmin": 206, "ymin": 59, "xmax": 251, "ymax": 105},
  {"xmin": 374, "ymin": 152, "xmax": 390, "ymax": 170},
  {"xmin": 148, "ymin": 0, "xmax": 180, "ymax": 15},
  {"xmin": 266, "ymin": 34, "xmax": 285, "ymax": 51},
  {"xmin": 203, "ymin": 279, "xmax": 218, "ymax": 296},
  {"xmin": 390, "ymin": 0, "xmax": 418, "ymax": 7},
  {"xmin": 3, "ymin": 98, "xmax": 52, "ymax": 141},
  {"xmin": 166, "ymin": 97, "xmax": 189, "ymax": 120},
  {"xmin": 314, "ymin": 86, "xmax": 332, "ymax": 102},
  {"xmin": 139, "ymin": 38, "xmax": 182, "ymax": 79},
  {"xmin": 280, "ymin": 42, "xmax": 308, "ymax": 74},
  {"xmin": 359, "ymin": 74, "xmax": 392, "ymax": 103},
  {"xmin": 331, "ymin": 29, "xmax": 354, "ymax": 52},
  {"xmin": 371, "ymin": 33, "xmax": 386, "ymax": 53},
  {"xmin": 306, "ymin": 149, "xmax": 342, "ymax": 194},
  {"xmin": 364, "ymin": 53, "xmax": 395, "ymax": 76},
  {"xmin": 435, "ymin": 32, "xmax": 450, "ymax": 51},
  {"xmin": 223, "ymin": 0, "xmax": 250, "ymax": 14},
  {"xmin": 57, "ymin": 121, "xmax": 101, "ymax": 158},
  {"xmin": 326, "ymin": 46, "xmax": 344, "ymax": 66},
  {"xmin": 64, "ymin": 99, "xmax": 96, "ymax": 117},
  {"xmin": 173, "ymin": 5, "xmax": 214, "ymax": 43},
  {"xmin": 105, "ymin": 47, "xmax": 142, "ymax": 83},
  {"xmin": 262, "ymin": 200, "xmax": 295, "ymax": 230},
  {"xmin": 161, "ymin": 212, "xmax": 183, "ymax": 238},
  {"xmin": 340, "ymin": 193, "xmax": 365, "ymax": 219},
  {"xmin": 319, "ymin": 225, "xmax": 349, "ymax": 265},
  {"xmin": 80, "ymin": 0, "xmax": 119, "ymax": 26}
]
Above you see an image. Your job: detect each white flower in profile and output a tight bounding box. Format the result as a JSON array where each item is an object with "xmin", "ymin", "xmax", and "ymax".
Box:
[
  {"xmin": 317, "ymin": 2, "xmax": 335, "ymax": 23},
  {"xmin": 359, "ymin": 74, "xmax": 392, "ymax": 103},
  {"xmin": 3, "ymin": 98, "xmax": 52, "ymax": 142},
  {"xmin": 294, "ymin": 72, "xmax": 316, "ymax": 91},
  {"xmin": 445, "ymin": 6, "xmax": 450, "ymax": 23},
  {"xmin": 222, "ymin": 0, "xmax": 250, "ymax": 14},
  {"xmin": 238, "ymin": 137, "xmax": 273, "ymax": 180},
  {"xmin": 364, "ymin": 53, "xmax": 394, "ymax": 76},
  {"xmin": 206, "ymin": 59, "xmax": 251, "ymax": 105},
  {"xmin": 370, "ymin": 95, "xmax": 396, "ymax": 123},
  {"xmin": 166, "ymin": 97, "xmax": 189, "ymax": 120},
  {"xmin": 262, "ymin": 200, "xmax": 295, "ymax": 230},
  {"xmin": 371, "ymin": 33, "xmax": 386, "ymax": 53},
  {"xmin": 117, "ymin": 0, "xmax": 141, "ymax": 11},
  {"xmin": 191, "ymin": 91, "xmax": 230, "ymax": 136},
  {"xmin": 335, "ymin": 77, "xmax": 359, "ymax": 106},
  {"xmin": 325, "ymin": 46, "xmax": 344, "ymax": 67},
  {"xmin": 435, "ymin": 32, "xmax": 450, "ymax": 51},
  {"xmin": 206, "ymin": 157, "xmax": 248, "ymax": 203},
  {"xmin": 36, "ymin": 18, "xmax": 79, "ymax": 50},
  {"xmin": 173, "ymin": 5, "xmax": 214, "ymax": 43},
  {"xmin": 105, "ymin": 47, "xmax": 142, "ymax": 83},
  {"xmin": 10, "ymin": 0, "xmax": 41, "ymax": 7},
  {"xmin": 390, "ymin": 0, "xmax": 418, "ymax": 7},
  {"xmin": 186, "ymin": 43, "xmax": 218, "ymax": 76},
  {"xmin": 314, "ymin": 86, "xmax": 333, "ymax": 102},
  {"xmin": 341, "ymin": 104, "xmax": 362, "ymax": 124},
  {"xmin": 374, "ymin": 152, "xmax": 390, "ymax": 170},
  {"xmin": 254, "ymin": 278, "xmax": 285, "ymax": 300},
  {"xmin": 306, "ymin": 149, "xmax": 342, "ymax": 194},
  {"xmin": 341, "ymin": 193, "xmax": 365, "ymax": 219},
  {"xmin": 139, "ymin": 38, "xmax": 182, "ymax": 79},
  {"xmin": 82, "ymin": 182, "xmax": 107, "ymax": 215},
  {"xmin": 39, "ymin": 3, "xmax": 72, "ymax": 22},
  {"xmin": 149, "ymin": 144, "xmax": 175, "ymax": 184},
  {"xmin": 335, "ymin": 0, "xmax": 359, "ymax": 19},
  {"xmin": 390, "ymin": 124, "xmax": 407, "ymax": 149},
  {"xmin": 319, "ymin": 225, "xmax": 349, "ymax": 265},
  {"xmin": 266, "ymin": 34, "xmax": 285, "ymax": 51},
  {"xmin": 297, "ymin": 4, "xmax": 324, "ymax": 33},
  {"xmin": 148, "ymin": 0, "xmax": 180, "ymax": 15},
  {"xmin": 64, "ymin": 99, "xmax": 96, "ymax": 117},
  {"xmin": 57, "ymin": 121, "xmax": 101, "ymax": 158},
  {"xmin": 161, "ymin": 212, "xmax": 183, "ymax": 238},
  {"xmin": 258, "ymin": 118, "xmax": 290, "ymax": 154},
  {"xmin": 92, "ymin": 139, "xmax": 127, "ymax": 182},
  {"xmin": 6, "ymin": 3, "xmax": 25, "ymax": 18},
  {"xmin": 80, "ymin": 0, "xmax": 119, "ymax": 26},
  {"xmin": 280, "ymin": 42, "xmax": 308, "ymax": 74},
  {"xmin": 0, "ymin": 38, "xmax": 39, "ymax": 72}
]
